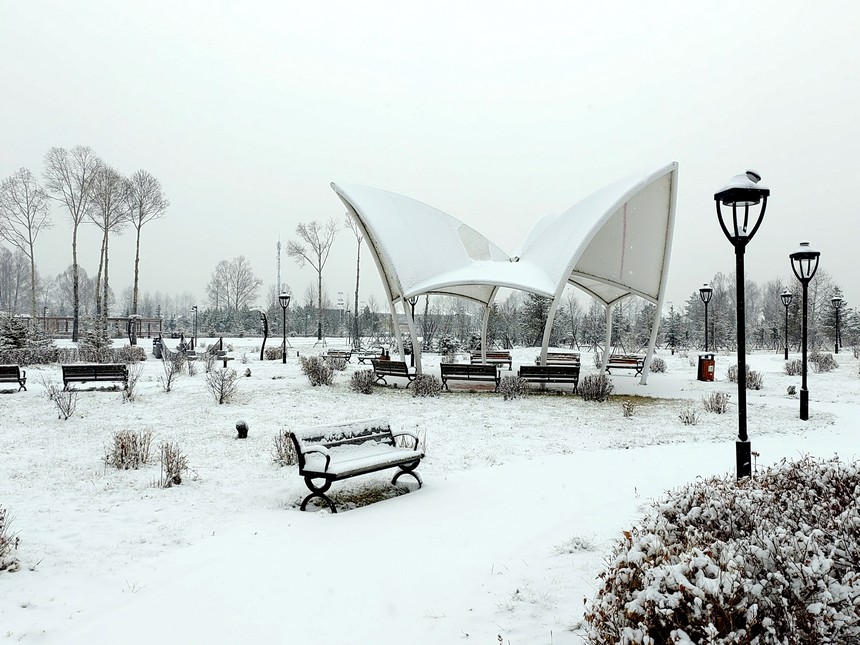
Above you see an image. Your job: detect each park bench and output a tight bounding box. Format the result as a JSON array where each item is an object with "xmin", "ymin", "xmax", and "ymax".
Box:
[
  {"xmin": 370, "ymin": 359, "xmax": 416, "ymax": 387},
  {"xmin": 470, "ymin": 350, "xmax": 512, "ymax": 370},
  {"xmin": 325, "ymin": 348, "xmax": 353, "ymax": 362},
  {"xmin": 288, "ymin": 417, "xmax": 424, "ymax": 513},
  {"xmin": 205, "ymin": 338, "xmax": 234, "ymax": 368},
  {"xmin": 62, "ymin": 363, "xmax": 128, "ymax": 390},
  {"xmin": 518, "ymin": 364, "xmax": 580, "ymax": 392},
  {"xmin": 535, "ymin": 351, "xmax": 581, "ymax": 366},
  {"xmin": 357, "ymin": 347, "xmax": 386, "ymax": 364},
  {"xmin": 606, "ymin": 354, "xmax": 645, "ymax": 376},
  {"xmin": 440, "ymin": 363, "xmax": 500, "ymax": 391},
  {"xmin": 0, "ymin": 364, "xmax": 27, "ymax": 391}
]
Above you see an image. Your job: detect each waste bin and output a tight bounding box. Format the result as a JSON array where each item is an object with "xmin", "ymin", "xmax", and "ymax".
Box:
[
  {"xmin": 697, "ymin": 353, "xmax": 715, "ymax": 382},
  {"xmin": 152, "ymin": 337, "xmax": 162, "ymax": 359}
]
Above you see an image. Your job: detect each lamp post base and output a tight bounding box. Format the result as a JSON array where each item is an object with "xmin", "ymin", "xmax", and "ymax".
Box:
[
  {"xmin": 736, "ymin": 440, "xmax": 752, "ymax": 479},
  {"xmin": 800, "ymin": 388, "xmax": 809, "ymax": 420}
]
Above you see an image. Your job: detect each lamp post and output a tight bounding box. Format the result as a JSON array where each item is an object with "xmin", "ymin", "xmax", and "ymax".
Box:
[
  {"xmin": 789, "ymin": 242, "xmax": 820, "ymax": 421},
  {"xmin": 408, "ymin": 295, "xmax": 419, "ymax": 367},
  {"xmin": 190, "ymin": 305, "xmax": 198, "ymax": 350},
  {"xmin": 715, "ymin": 170, "xmax": 769, "ymax": 479},
  {"xmin": 780, "ymin": 289, "xmax": 792, "ymax": 361},
  {"xmin": 278, "ymin": 291, "xmax": 291, "ymax": 364},
  {"xmin": 699, "ymin": 283, "xmax": 713, "ymax": 351},
  {"xmin": 831, "ymin": 295, "xmax": 843, "ymax": 354}
]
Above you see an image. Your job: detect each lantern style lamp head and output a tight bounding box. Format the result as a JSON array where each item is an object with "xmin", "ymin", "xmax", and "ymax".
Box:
[
  {"xmin": 780, "ymin": 289, "xmax": 793, "ymax": 308},
  {"xmin": 714, "ymin": 170, "xmax": 770, "ymax": 246},
  {"xmin": 789, "ymin": 242, "xmax": 820, "ymax": 284},
  {"xmin": 832, "ymin": 295, "xmax": 843, "ymax": 310},
  {"xmin": 699, "ymin": 283, "xmax": 713, "ymax": 304},
  {"xmin": 278, "ymin": 291, "xmax": 291, "ymax": 309}
]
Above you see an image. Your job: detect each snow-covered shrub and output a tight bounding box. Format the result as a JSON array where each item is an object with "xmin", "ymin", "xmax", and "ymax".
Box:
[
  {"xmin": 0, "ymin": 347, "xmax": 60, "ymax": 365},
  {"xmin": 620, "ymin": 399, "xmax": 636, "ymax": 417},
  {"xmin": 499, "ymin": 375, "xmax": 528, "ymax": 401},
  {"xmin": 702, "ymin": 391, "xmax": 730, "ymax": 414},
  {"xmin": 158, "ymin": 354, "xmax": 182, "ymax": 392},
  {"xmin": 726, "ymin": 363, "xmax": 740, "ymax": 383},
  {"xmin": 412, "ymin": 373, "xmax": 442, "ymax": 398},
  {"xmin": 122, "ymin": 363, "xmax": 144, "ymax": 403},
  {"xmin": 0, "ymin": 506, "xmax": 19, "ymax": 572},
  {"xmin": 264, "ymin": 346, "xmax": 283, "ymax": 361},
  {"xmin": 272, "ymin": 429, "xmax": 297, "ymax": 466},
  {"xmin": 300, "ymin": 356, "xmax": 334, "ymax": 386},
  {"xmin": 114, "ymin": 345, "xmax": 146, "ymax": 363},
  {"xmin": 41, "ymin": 376, "xmax": 78, "ymax": 420},
  {"xmin": 205, "ymin": 367, "xmax": 239, "ymax": 404},
  {"xmin": 104, "ymin": 429, "xmax": 153, "ymax": 469},
  {"xmin": 678, "ymin": 403, "xmax": 699, "ymax": 425},
  {"xmin": 784, "ymin": 359, "xmax": 803, "ymax": 376},
  {"xmin": 78, "ymin": 320, "xmax": 113, "ymax": 363},
  {"xmin": 324, "ymin": 356, "xmax": 347, "ymax": 371},
  {"xmin": 158, "ymin": 441, "xmax": 188, "ymax": 487},
  {"xmin": 583, "ymin": 455, "xmax": 860, "ymax": 644},
  {"xmin": 579, "ymin": 374, "xmax": 614, "ymax": 402},
  {"xmin": 350, "ymin": 369, "xmax": 376, "ymax": 394},
  {"xmin": 554, "ymin": 535, "xmax": 596, "ymax": 554},
  {"xmin": 810, "ymin": 351, "xmax": 838, "ymax": 373},
  {"xmin": 727, "ymin": 363, "xmax": 764, "ymax": 390},
  {"xmin": 435, "ymin": 334, "xmax": 460, "ymax": 360},
  {"xmin": 649, "ymin": 357, "xmax": 666, "ymax": 373}
]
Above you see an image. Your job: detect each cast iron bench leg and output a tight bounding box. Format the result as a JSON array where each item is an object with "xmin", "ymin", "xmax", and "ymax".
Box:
[
  {"xmin": 300, "ymin": 476, "xmax": 338, "ymax": 513},
  {"xmin": 392, "ymin": 462, "xmax": 423, "ymax": 488}
]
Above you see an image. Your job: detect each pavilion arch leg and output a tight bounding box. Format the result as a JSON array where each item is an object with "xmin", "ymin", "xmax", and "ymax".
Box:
[
  {"xmin": 538, "ymin": 291, "xmax": 564, "ymax": 366},
  {"xmin": 600, "ymin": 303, "xmax": 614, "ymax": 375}
]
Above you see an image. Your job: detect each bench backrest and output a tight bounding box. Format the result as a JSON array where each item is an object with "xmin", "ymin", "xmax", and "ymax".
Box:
[
  {"xmin": 371, "ymin": 359, "xmax": 409, "ymax": 375},
  {"xmin": 62, "ymin": 364, "xmax": 128, "ymax": 377},
  {"xmin": 519, "ymin": 364, "xmax": 580, "ymax": 378},
  {"xmin": 0, "ymin": 364, "xmax": 21, "ymax": 376},
  {"xmin": 608, "ymin": 354, "xmax": 644, "ymax": 364},
  {"xmin": 470, "ymin": 350, "xmax": 511, "ymax": 358},
  {"xmin": 441, "ymin": 363, "xmax": 498, "ymax": 377},
  {"xmin": 290, "ymin": 418, "xmax": 394, "ymax": 470}
]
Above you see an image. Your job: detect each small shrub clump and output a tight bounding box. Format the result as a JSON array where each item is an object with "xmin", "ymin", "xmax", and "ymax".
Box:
[
  {"xmin": 349, "ymin": 369, "xmax": 376, "ymax": 394},
  {"xmin": 324, "ymin": 356, "xmax": 348, "ymax": 371},
  {"xmin": 579, "ymin": 374, "xmax": 614, "ymax": 402},
  {"xmin": 412, "ymin": 373, "xmax": 442, "ymax": 397},
  {"xmin": 727, "ymin": 363, "xmax": 764, "ymax": 390},
  {"xmin": 0, "ymin": 506, "xmax": 19, "ymax": 572},
  {"xmin": 205, "ymin": 368, "xmax": 239, "ymax": 404},
  {"xmin": 498, "ymin": 375, "xmax": 528, "ymax": 401},
  {"xmin": 104, "ymin": 429, "xmax": 154, "ymax": 469},
  {"xmin": 649, "ymin": 357, "xmax": 666, "ymax": 373},
  {"xmin": 678, "ymin": 403, "xmax": 699, "ymax": 425},
  {"xmin": 264, "ymin": 346, "xmax": 283, "ymax": 361},
  {"xmin": 784, "ymin": 358, "xmax": 803, "ymax": 376},
  {"xmin": 300, "ymin": 356, "xmax": 334, "ymax": 386},
  {"xmin": 810, "ymin": 351, "xmax": 838, "ymax": 373},
  {"xmin": 620, "ymin": 399, "xmax": 636, "ymax": 417},
  {"xmin": 272, "ymin": 429, "xmax": 297, "ymax": 466},
  {"xmin": 702, "ymin": 391, "xmax": 730, "ymax": 414},
  {"xmin": 41, "ymin": 377, "xmax": 78, "ymax": 420},
  {"xmin": 122, "ymin": 363, "xmax": 144, "ymax": 403},
  {"xmin": 158, "ymin": 441, "xmax": 188, "ymax": 487},
  {"xmin": 584, "ymin": 455, "xmax": 860, "ymax": 644}
]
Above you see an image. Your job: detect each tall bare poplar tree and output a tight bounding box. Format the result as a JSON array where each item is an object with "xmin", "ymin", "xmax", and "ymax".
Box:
[
  {"xmin": 43, "ymin": 146, "xmax": 101, "ymax": 341},
  {"xmin": 344, "ymin": 215, "xmax": 363, "ymax": 347},
  {"xmin": 0, "ymin": 168, "xmax": 52, "ymax": 319},
  {"xmin": 87, "ymin": 165, "xmax": 127, "ymax": 322},
  {"xmin": 287, "ymin": 218, "xmax": 339, "ymax": 340},
  {"xmin": 124, "ymin": 170, "xmax": 169, "ymax": 344}
]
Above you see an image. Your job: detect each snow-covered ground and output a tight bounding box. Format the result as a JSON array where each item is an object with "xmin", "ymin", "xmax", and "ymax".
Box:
[{"xmin": 1, "ymin": 338, "xmax": 857, "ymax": 644}]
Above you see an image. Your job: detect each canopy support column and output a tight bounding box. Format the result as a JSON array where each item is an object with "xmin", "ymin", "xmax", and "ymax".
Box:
[
  {"xmin": 600, "ymin": 303, "xmax": 614, "ymax": 375},
  {"xmin": 387, "ymin": 299, "xmax": 404, "ymax": 362},
  {"xmin": 639, "ymin": 302, "xmax": 661, "ymax": 385},
  {"xmin": 405, "ymin": 299, "xmax": 422, "ymax": 373},
  {"xmin": 539, "ymin": 295, "xmax": 563, "ymax": 365}
]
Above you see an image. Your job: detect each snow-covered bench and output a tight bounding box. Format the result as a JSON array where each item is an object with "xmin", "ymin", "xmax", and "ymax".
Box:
[
  {"xmin": 370, "ymin": 359, "xmax": 416, "ymax": 387},
  {"xmin": 606, "ymin": 354, "xmax": 645, "ymax": 376},
  {"xmin": 0, "ymin": 364, "xmax": 26, "ymax": 391},
  {"xmin": 62, "ymin": 363, "xmax": 128, "ymax": 390},
  {"xmin": 469, "ymin": 350, "xmax": 512, "ymax": 370},
  {"xmin": 288, "ymin": 418, "xmax": 424, "ymax": 513}
]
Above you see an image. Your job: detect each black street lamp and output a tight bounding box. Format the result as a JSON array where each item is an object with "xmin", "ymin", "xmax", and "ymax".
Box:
[
  {"xmin": 278, "ymin": 291, "xmax": 291, "ymax": 364},
  {"xmin": 789, "ymin": 242, "xmax": 820, "ymax": 421},
  {"xmin": 190, "ymin": 305, "xmax": 198, "ymax": 350},
  {"xmin": 699, "ymin": 283, "xmax": 713, "ymax": 351},
  {"xmin": 408, "ymin": 295, "xmax": 419, "ymax": 367},
  {"xmin": 831, "ymin": 295, "xmax": 843, "ymax": 354},
  {"xmin": 715, "ymin": 170, "xmax": 769, "ymax": 479},
  {"xmin": 780, "ymin": 289, "xmax": 792, "ymax": 361}
]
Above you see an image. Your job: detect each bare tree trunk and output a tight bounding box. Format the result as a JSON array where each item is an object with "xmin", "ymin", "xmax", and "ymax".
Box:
[
  {"xmin": 28, "ymin": 241, "xmax": 37, "ymax": 320},
  {"xmin": 94, "ymin": 230, "xmax": 107, "ymax": 317},
  {"xmin": 72, "ymin": 231, "xmax": 80, "ymax": 341},
  {"xmin": 317, "ymin": 272, "xmax": 323, "ymax": 340}
]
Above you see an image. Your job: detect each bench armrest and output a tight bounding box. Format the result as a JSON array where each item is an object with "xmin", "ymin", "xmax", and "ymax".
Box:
[
  {"xmin": 390, "ymin": 429, "xmax": 419, "ymax": 450},
  {"xmin": 301, "ymin": 444, "xmax": 332, "ymax": 471}
]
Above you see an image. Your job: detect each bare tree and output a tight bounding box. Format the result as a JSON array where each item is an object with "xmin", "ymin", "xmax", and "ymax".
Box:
[
  {"xmin": 0, "ymin": 168, "xmax": 52, "ymax": 319},
  {"xmin": 87, "ymin": 164, "xmax": 128, "ymax": 322},
  {"xmin": 206, "ymin": 256, "xmax": 261, "ymax": 313},
  {"xmin": 124, "ymin": 170, "xmax": 169, "ymax": 344},
  {"xmin": 344, "ymin": 215, "xmax": 363, "ymax": 347},
  {"xmin": 287, "ymin": 218, "xmax": 339, "ymax": 340},
  {"xmin": 43, "ymin": 146, "xmax": 101, "ymax": 341},
  {"xmin": 0, "ymin": 246, "xmax": 32, "ymax": 314}
]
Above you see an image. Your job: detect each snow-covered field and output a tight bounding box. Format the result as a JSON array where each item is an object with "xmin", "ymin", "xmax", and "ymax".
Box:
[{"xmin": 1, "ymin": 338, "xmax": 857, "ymax": 644}]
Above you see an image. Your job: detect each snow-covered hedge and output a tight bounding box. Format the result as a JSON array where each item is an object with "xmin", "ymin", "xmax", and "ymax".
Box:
[{"xmin": 584, "ymin": 456, "xmax": 860, "ymax": 643}]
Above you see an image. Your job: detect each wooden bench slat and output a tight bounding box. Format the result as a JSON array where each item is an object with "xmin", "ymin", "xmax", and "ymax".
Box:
[
  {"xmin": 62, "ymin": 364, "xmax": 128, "ymax": 390},
  {"xmin": 0, "ymin": 364, "xmax": 27, "ymax": 391},
  {"xmin": 371, "ymin": 359, "xmax": 416, "ymax": 386},
  {"xmin": 440, "ymin": 363, "xmax": 500, "ymax": 391}
]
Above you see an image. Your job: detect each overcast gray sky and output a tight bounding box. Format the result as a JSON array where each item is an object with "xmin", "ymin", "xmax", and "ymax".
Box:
[{"xmin": 2, "ymin": 0, "xmax": 858, "ymax": 314}]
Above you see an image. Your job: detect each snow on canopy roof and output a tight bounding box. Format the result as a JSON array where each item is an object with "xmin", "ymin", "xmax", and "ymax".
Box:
[{"xmin": 331, "ymin": 161, "xmax": 677, "ymax": 308}]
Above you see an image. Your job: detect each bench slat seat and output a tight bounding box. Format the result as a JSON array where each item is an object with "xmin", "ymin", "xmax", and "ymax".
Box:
[
  {"xmin": 289, "ymin": 417, "xmax": 423, "ymax": 513},
  {"xmin": 535, "ymin": 351, "xmax": 581, "ymax": 366},
  {"xmin": 62, "ymin": 364, "xmax": 128, "ymax": 390},
  {"xmin": 606, "ymin": 354, "xmax": 645, "ymax": 376},
  {"xmin": 518, "ymin": 364, "xmax": 580, "ymax": 392},
  {"xmin": 325, "ymin": 349, "xmax": 353, "ymax": 362},
  {"xmin": 0, "ymin": 364, "xmax": 26, "ymax": 391},
  {"xmin": 440, "ymin": 363, "xmax": 500, "ymax": 391},
  {"xmin": 469, "ymin": 350, "xmax": 512, "ymax": 370},
  {"xmin": 371, "ymin": 359, "xmax": 416, "ymax": 386}
]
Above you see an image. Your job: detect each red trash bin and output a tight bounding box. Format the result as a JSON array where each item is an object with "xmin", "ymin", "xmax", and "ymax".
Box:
[{"xmin": 697, "ymin": 353, "xmax": 715, "ymax": 382}]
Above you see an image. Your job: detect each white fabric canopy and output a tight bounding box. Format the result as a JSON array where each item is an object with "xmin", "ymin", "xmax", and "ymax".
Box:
[{"xmin": 331, "ymin": 161, "xmax": 678, "ymax": 383}]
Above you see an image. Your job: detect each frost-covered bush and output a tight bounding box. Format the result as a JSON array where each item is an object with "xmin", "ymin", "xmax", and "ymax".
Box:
[
  {"xmin": 158, "ymin": 441, "xmax": 188, "ymax": 487},
  {"xmin": 579, "ymin": 374, "xmax": 614, "ymax": 402},
  {"xmin": 649, "ymin": 357, "xmax": 666, "ymax": 373},
  {"xmin": 272, "ymin": 429, "xmax": 297, "ymax": 466},
  {"xmin": 784, "ymin": 359, "xmax": 803, "ymax": 376},
  {"xmin": 264, "ymin": 346, "xmax": 283, "ymax": 361},
  {"xmin": 499, "ymin": 375, "xmax": 528, "ymax": 401},
  {"xmin": 620, "ymin": 400, "xmax": 636, "ymax": 417},
  {"xmin": 122, "ymin": 363, "xmax": 144, "ymax": 403},
  {"xmin": 0, "ymin": 506, "xmax": 19, "ymax": 572},
  {"xmin": 412, "ymin": 373, "xmax": 441, "ymax": 397},
  {"xmin": 727, "ymin": 363, "xmax": 764, "ymax": 390},
  {"xmin": 435, "ymin": 334, "xmax": 460, "ymax": 360},
  {"xmin": 158, "ymin": 354, "xmax": 182, "ymax": 392},
  {"xmin": 678, "ymin": 403, "xmax": 699, "ymax": 425},
  {"xmin": 702, "ymin": 391, "xmax": 730, "ymax": 414},
  {"xmin": 810, "ymin": 351, "xmax": 838, "ymax": 373},
  {"xmin": 349, "ymin": 369, "xmax": 376, "ymax": 394},
  {"xmin": 205, "ymin": 368, "xmax": 239, "ymax": 404},
  {"xmin": 41, "ymin": 376, "xmax": 78, "ymax": 420},
  {"xmin": 300, "ymin": 356, "xmax": 334, "ymax": 386},
  {"xmin": 584, "ymin": 455, "xmax": 860, "ymax": 644},
  {"xmin": 114, "ymin": 345, "xmax": 147, "ymax": 363},
  {"xmin": 324, "ymin": 356, "xmax": 347, "ymax": 371},
  {"xmin": 726, "ymin": 363, "xmax": 740, "ymax": 383},
  {"xmin": 104, "ymin": 429, "xmax": 153, "ymax": 469}
]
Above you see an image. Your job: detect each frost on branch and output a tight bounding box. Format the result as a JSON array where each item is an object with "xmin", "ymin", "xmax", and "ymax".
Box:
[{"xmin": 584, "ymin": 456, "xmax": 860, "ymax": 644}]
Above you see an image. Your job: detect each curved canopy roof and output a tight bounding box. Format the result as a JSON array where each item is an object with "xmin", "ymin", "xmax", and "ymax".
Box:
[{"xmin": 331, "ymin": 161, "xmax": 678, "ymax": 308}]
